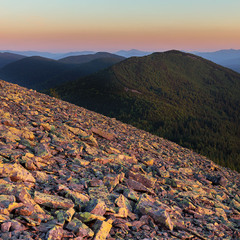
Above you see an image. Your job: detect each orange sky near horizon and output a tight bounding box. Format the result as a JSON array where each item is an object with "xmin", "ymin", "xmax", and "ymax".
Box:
[{"xmin": 1, "ymin": 0, "xmax": 240, "ymax": 52}]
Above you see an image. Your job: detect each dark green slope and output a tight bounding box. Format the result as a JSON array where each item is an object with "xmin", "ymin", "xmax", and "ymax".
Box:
[
  {"xmin": 44, "ymin": 57, "xmax": 126, "ymax": 90},
  {"xmin": 50, "ymin": 50, "xmax": 240, "ymax": 171},
  {"xmin": 0, "ymin": 56, "xmax": 77, "ymax": 90}
]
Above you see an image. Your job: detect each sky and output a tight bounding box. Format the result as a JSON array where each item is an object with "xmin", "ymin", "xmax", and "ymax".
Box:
[{"xmin": 1, "ymin": 0, "xmax": 240, "ymax": 52}]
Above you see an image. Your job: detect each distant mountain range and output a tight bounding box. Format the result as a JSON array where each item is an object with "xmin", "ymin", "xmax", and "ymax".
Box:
[
  {"xmin": 115, "ymin": 49, "xmax": 152, "ymax": 58},
  {"xmin": 48, "ymin": 50, "xmax": 240, "ymax": 171},
  {"xmin": 0, "ymin": 52, "xmax": 125, "ymax": 90},
  {"xmin": 1, "ymin": 49, "xmax": 151, "ymax": 60},
  {"xmin": 2, "ymin": 48, "xmax": 240, "ymax": 73},
  {"xmin": 0, "ymin": 50, "xmax": 95, "ymax": 60},
  {"xmin": 192, "ymin": 49, "xmax": 240, "ymax": 73}
]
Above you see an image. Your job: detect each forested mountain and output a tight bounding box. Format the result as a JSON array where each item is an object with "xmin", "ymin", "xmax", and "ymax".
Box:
[
  {"xmin": 0, "ymin": 52, "xmax": 26, "ymax": 68},
  {"xmin": 0, "ymin": 56, "xmax": 77, "ymax": 90},
  {"xmin": 49, "ymin": 50, "xmax": 240, "ymax": 171},
  {"xmin": 0, "ymin": 55, "xmax": 124, "ymax": 90}
]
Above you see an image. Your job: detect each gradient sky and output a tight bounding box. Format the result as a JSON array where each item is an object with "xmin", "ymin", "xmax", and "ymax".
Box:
[{"xmin": 1, "ymin": 0, "xmax": 240, "ymax": 52}]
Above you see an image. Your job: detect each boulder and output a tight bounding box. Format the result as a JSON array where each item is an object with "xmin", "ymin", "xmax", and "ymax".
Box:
[
  {"xmin": 34, "ymin": 191, "xmax": 74, "ymax": 209},
  {"xmin": 66, "ymin": 217, "xmax": 94, "ymax": 238},
  {"xmin": 135, "ymin": 193, "xmax": 173, "ymax": 231},
  {"xmin": 84, "ymin": 199, "xmax": 107, "ymax": 216},
  {"xmin": 46, "ymin": 225, "xmax": 63, "ymax": 240},
  {"xmin": 128, "ymin": 171, "xmax": 156, "ymax": 188},
  {"xmin": 92, "ymin": 219, "xmax": 112, "ymax": 240},
  {"xmin": 0, "ymin": 163, "xmax": 36, "ymax": 183},
  {"xmin": 91, "ymin": 127, "xmax": 116, "ymax": 141}
]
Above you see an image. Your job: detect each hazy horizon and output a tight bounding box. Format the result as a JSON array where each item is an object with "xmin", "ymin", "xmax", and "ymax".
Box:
[
  {"xmin": 1, "ymin": 48, "xmax": 240, "ymax": 55},
  {"xmin": 1, "ymin": 0, "xmax": 240, "ymax": 52}
]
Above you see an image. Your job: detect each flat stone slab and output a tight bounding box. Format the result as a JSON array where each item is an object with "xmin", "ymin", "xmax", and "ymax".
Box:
[{"xmin": 34, "ymin": 191, "xmax": 74, "ymax": 210}]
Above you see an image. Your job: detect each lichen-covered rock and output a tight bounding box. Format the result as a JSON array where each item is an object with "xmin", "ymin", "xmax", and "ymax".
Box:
[
  {"xmin": 114, "ymin": 207, "xmax": 128, "ymax": 218},
  {"xmin": 123, "ymin": 188, "xmax": 139, "ymax": 201},
  {"xmin": 231, "ymin": 198, "xmax": 240, "ymax": 212},
  {"xmin": 32, "ymin": 171, "xmax": 49, "ymax": 183},
  {"xmin": 91, "ymin": 127, "xmax": 116, "ymax": 141},
  {"xmin": 88, "ymin": 186, "xmax": 114, "ymax": 208},
  {"xmin": 34, "ymin": 143, "xmax": 52, "ymax": 159},
  {"xmin": 128, "ymin": 170, "xmax": 156, "ymax": 188},
  {"xmin": 21, "ymin": 130, "xmax": 35, "ymax": 141},
  {"xmin": 0, "ymin": 163, "xmax": 36, "ymax": 183},
  {"xmin": 60, "ymin": 185, "xmax": 90, "ymax": 210},
  {"xmin": 40, "ymin": 123, "xmax": 52, "ymax": 132},
  {"xmin": 75, "ymin": 212, "xmax": 106, "ymax": 222},
  {"xmin": 66, "ymin": 217, "xmax": 94, "ymax": 238},
  {"xmin": 135, "ymin": 193, "xmax": 173, "ymax": 231},
  {"xmin": 55, "ymin": 208, "xmax": 75, "ymax": 225},
  {"xmin": 92, "ymin": 219, "xmax": 112, "ymax": 240},
  {"xmin": 117, "ymin": 154, "xmax": 138, "ymax": 164},
  {"xmin": 0, "ymin": 213, "xmax": 10, "ymax": 223},
  {"xmin": 34, "ymin": 191, "xmax": 74, "ymax": 209},
  {"xmin": 0, "ymin": 195, "xmax": 22, "ymax": 214},
  {"xmin": 84, "ymin": 199, "xmax": 107, "ymax": 216},
  {"xmin": 115, "ymin": 194, "xmax": 132, "ymax": 211},
  {"xmin": 46, "ymin": 225, "xmax": 63, "ymax": 240},
  {"xmin": 126, "ymin": 178, "xmax": 155, "ymax": 195},
  {"xmin": 15, "ymin": 203, "xmax": 34, "ymax": 216},
  {"xmin": 103, "ymin": 174, "xmax": 120, "ymax": 192}
]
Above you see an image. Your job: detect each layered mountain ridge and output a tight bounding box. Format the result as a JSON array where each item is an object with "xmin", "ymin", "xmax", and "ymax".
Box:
[
  {"xmin": 0, "ymin": 53, "xmax": 125, "ymax": 91},
  {"xmin": 0, "ymin": 80, "xmax": 239, "ymax": 239}
]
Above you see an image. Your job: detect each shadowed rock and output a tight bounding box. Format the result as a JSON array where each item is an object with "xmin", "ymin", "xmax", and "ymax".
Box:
[
  {"xmin": 92, "ymin": 219, "xmax": 112, "ymax": 240},
  {"xmin": 66, "ymin": 217, "xmax": 94, "ymax": 238}
]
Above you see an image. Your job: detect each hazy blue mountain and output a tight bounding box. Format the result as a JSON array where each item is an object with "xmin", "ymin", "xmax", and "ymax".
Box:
[
  {"xmin": 116, "ymin": 49, "xmax": 152, "ymax": 57},
  {"xmin": 193, "ymin": 49, "xmax": 240, "ymax": 73},
  {"xmin": 0, "ymin": 52, "xmax": 26, "ymax": 68},
  {"xmin": 1, "ymin": 50, "xmax": 95, "ymax": 60},
  {"xmin": 59, "ymin": 52, "xmax": 125, "ymax": 64},
  {"xmin": 54, "ymin": 51, "xmax": 96, "ymax": 60},
  {"xmin": 2, "ymin": 49, "xmax": 150, "ymax": 59}
]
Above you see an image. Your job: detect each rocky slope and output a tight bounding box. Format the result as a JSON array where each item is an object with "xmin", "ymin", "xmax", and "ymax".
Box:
[{"xmin": 0, "ymin": 79, "xmax": 239, "ymax": 240}]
